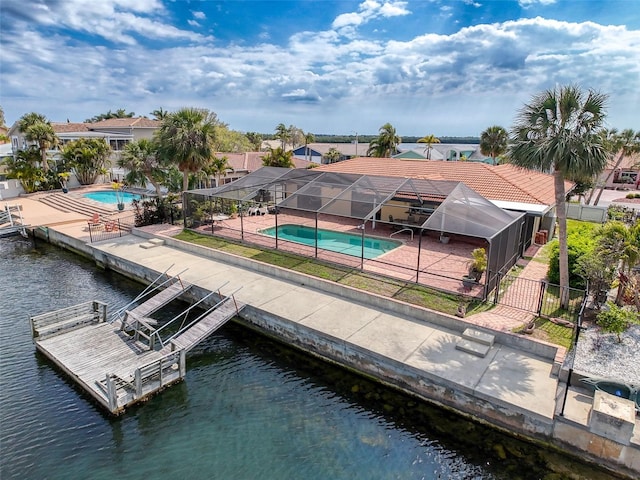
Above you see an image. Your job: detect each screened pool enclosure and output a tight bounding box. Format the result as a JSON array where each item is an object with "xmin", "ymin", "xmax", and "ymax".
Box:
[{"xmin": 183, "ymin": 167, "xmax": 526, "ymax": 297}]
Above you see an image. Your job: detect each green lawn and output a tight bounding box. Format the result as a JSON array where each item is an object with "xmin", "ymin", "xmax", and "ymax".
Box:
[{"xmin": 175, "ymin": 230, "xmax": 463, "ymax": 315}]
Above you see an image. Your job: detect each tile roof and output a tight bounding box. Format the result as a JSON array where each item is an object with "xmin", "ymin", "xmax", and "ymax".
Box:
[
  {"xmin": 52, "ymin": 122, "xmax": 91, "ymax": 133},
  {"xmin": 606, "ymin": 152, "xmax": 640, "ymax": 170},
  {"xmin": 218, "ymin": 152, "xmax": 313, "ymax": 172},
  {"xmin": 317, "ymin": 157, "xmax": 571, "ymax": 206},
  {"xmin": 88, "ymin": 117, "xmax": 161, "ymax": 128}
]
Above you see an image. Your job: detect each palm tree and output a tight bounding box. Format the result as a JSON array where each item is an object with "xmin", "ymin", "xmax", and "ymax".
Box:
[
  {"xmin": 151, "ymin": 108, "xmax": 169, "ymax": 121},
  {"xmin": 118, "ymin": 139, "xmax": 165, "ymax": 197},
  {"xmin": 3, "ymin": 147, "xmax": 46, "ymax": 193},
  {"xmin": 323, "ymin": 148, "xmax": 341, "ymax": 164},
  {"xmin": 61, "ymin": 138, "xmax": 112, "ymax": 184},
  {"xmin": 417, "ymin": 134, "xmax": 440, "ymax": 160},
  {"xmin": 207, "ymin": 155, "xmax": 234, "ymax": 187},
  {"xmin": 509, "ymin": 85, "xmax": 608, "ymax": 307},
  {"xmin": 479, "ymin": 126, "xmax": 508, "ymax": 165},
  {"xmin": 262, "ymin": 146, "xmax": 294, "ymax": 168},
  {"xmin": 304, "ymin": 132, "xmax": 315, "ymax": 161},
  {"xmin": 245, "ymin": 132, "xmax": 263, "ymax": 151},
  {"xmin": 274, "ymin": 123, "xmax": 290, "ymax": 150},
  {"xmin": 367, "ymin": 123, "xmax": 401, "ymax": 157},
  {"xmin": 590, "ymin": 128, "xmax": 640, "ymax": 205},
  {"xmin": 155, "ymin": 107, "xmax": 218, "ymax": 192},
  {"xmin": 18, "ymin": 112, "xmax": 58, "ymax": 173},
  {"xmin": 288, "ymin": 125, "xmax": 303, "ymax": 148}
]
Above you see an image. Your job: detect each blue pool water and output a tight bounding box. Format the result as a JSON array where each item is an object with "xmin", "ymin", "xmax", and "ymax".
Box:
[
  {"xmin": 260, "ymin": 224, "xmax": 401, "ymax": 259},
  {"xmin": 84, "ymin": 190, "xmax": 142, "ymax": 204}
]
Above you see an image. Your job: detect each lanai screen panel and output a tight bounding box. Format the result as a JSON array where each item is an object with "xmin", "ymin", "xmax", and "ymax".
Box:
[
  {"xmin": 423, "ymin": 183, "xmax": 521, "ymax": 239},
  {"xmin": 277, "ymin": 172, "xmax": 363, "ymax": 213},
  {"xmin": 188, "ymin": 166, "xmax": 294, "ymax": 201},
  {"xmin": 320, "ymin": 175, "xmax": 411, "ymax": 219}
]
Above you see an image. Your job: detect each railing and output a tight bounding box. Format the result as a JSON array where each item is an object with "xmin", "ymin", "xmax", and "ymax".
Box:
[
  {"xmin": 103, "ymin": 350, "xmax": 186, "ymax": 412},
  {"xmin": 30, "ymin": 300, "xmax": 107, "ymax": 338},
  {"xmin": 87, "ymin": 212, "xmax": 136, "ymax": 243},
  {"xmin": 490, "ymin": 270, "xmax": 586, "ymax": 323},
  {"xmin": 163, "ymin": 288, "xmax": 241, "ymax": 349},
  {"xmin": 110, "ymin": 265, "xmax": 185, "ymax": 324}
]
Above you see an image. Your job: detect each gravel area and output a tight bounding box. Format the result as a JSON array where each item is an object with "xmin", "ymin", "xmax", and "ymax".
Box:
[{"xmin": 567, "ymin": 324, "xmax": 640, "ymax": 386}]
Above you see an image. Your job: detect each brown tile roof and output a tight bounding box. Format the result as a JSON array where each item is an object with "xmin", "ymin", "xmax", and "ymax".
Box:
[
  {"xmin": 88, "ymin": 117, "xmax": 160, "ymax": 128},
  {"xmin": 218, "ymin": 152, "xmax": 313, "ymax": 173},
  {"xmin": 317, "ymin": 158, "xmax": 571, "ymax": 206},
  {"xmin": 52, "ymin": 122, "xmax": 91, "ymax": 133},
  {"xmin": 607, "ymin": 152, "xmax": 640, "ymax": 170}
]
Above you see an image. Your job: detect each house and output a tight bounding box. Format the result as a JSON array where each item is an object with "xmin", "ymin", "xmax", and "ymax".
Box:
[
  {"xmin": 8, "ymin": 117, "xmax": 162, "ymax": 184},
  {"xmin": 396, "ymin": 143, "xmax": 492, "ymax": 163},
  {"xmin": 596, "ymin": 152, "xmax": 640, "ymax": 190},
  {"xmin": 210, "ymin": 152, "xmax": 313, "ymax": 186},
  {"xmin": 291, "ymin": 143, "xmax": 370, "ymax": 164},
  {"xmin": 316, "ymin": 157, "xmax": 574, "ymax": 250}
]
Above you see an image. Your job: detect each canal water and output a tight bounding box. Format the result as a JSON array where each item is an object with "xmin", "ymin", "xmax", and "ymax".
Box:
[{"xmin": 0, "ymin": 236, "xmax": 615, "ymax": 479}]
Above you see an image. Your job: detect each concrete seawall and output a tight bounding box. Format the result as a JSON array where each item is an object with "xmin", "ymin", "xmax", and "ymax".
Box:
[{"xmin": 34, "ymin": 226, "xmax": 640, "ymax": 478}]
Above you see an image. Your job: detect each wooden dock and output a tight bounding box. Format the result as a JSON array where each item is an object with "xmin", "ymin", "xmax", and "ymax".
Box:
[{"xmin": 30, "ymin": 283, "xmax": 243, "ymax": 415}]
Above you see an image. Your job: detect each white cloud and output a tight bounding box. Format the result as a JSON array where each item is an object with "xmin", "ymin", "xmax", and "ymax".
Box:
[
  {"xmin": 332, "ymin": 1, "xmax": 410, "ymax": 29},
  {"xmin": 192, "ymin": 10, "xmax": 206, "ymax": 20},
  {"xmin": 519, "ymin": 0, "xmax": 556, "ymax": 6},
  {"xmin": 0, "ymin": 2, "xmax": 638, "ymax": 135}
]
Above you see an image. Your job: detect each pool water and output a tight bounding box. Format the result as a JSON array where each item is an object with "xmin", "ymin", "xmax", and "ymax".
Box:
[
  {"xmin": 84, "ymin": 190, "xmax": 142, "ymax": 204},
  {"xmin": 260, "ymin": 224, "xmax": 401, "ymax": 259}
]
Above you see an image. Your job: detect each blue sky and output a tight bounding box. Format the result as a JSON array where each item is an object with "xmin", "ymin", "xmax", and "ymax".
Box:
[{"xmin": 1, "ymin": 0, "xmax": 639, "ymax": 136}]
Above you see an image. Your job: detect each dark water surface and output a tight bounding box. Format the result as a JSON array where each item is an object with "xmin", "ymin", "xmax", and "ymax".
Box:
[{"xmin": 0, "ymin": 237, "xmax": 615, "ymax": 479}]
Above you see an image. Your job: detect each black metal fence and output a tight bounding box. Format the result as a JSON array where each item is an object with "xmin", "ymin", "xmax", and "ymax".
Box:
[
  {"xmin": 87, "ymin": 213, "xmax": 136, "ymax": 243},
  {"xmin": 490, "ymin": 270, "xmax": 586, "ymax": 322}
]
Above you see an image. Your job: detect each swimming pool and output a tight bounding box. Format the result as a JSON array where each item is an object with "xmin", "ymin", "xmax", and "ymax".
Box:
[
  {"xmin": 259, "ymin": 224, "xmax": 402, "ymax": 259},
  {"xmin": 83, "ymin": 191, "xmax": 142, "ymax": 205}
]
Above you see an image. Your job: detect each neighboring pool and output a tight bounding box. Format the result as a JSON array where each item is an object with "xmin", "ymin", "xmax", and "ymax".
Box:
[
  {"xmin": 83, "ymin": 191, "xmax": 142, "ymax": 205},
  {"xmin": 259, "ymin": 224, "xmax": 402, "ymax": 259}
]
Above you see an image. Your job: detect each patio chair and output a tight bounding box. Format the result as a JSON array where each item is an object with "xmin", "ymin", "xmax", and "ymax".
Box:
[{"xmin": 87, "ymin": 213, "xmax": 102, "ymax": 230}]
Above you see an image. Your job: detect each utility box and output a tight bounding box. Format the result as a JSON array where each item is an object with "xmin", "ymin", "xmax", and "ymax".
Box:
[{"xmin": 588, "ymin": 390, "xmax": 636, "ymax": 445}]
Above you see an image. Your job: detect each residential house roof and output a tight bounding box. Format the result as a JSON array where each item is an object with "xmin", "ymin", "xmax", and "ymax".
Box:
[
  {"xmin": 219, "ymin": 152, "xmax": 313, "ymax": 173},
  {"xmin": 52, "ymin": 123, "xmax": 91, "ymax": 133},
  {"xmin": 316, "ymin": 157, "xmax": 572, "ymax": 210},
  {"xmin": 88, "ymin": 118, "xmax": 161, "ymax": 129}
]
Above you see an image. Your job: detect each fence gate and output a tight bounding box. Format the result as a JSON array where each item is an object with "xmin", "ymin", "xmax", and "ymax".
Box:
[{"xmin": 490, "ymin": 271, "xmax": 586, "ymax": 322}]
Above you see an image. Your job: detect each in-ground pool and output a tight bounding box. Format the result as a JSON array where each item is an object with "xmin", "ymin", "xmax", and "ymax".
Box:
[
  {"xmin": 83, "ymin": 190, "xmax": 142, "ymax": 205},
  {"xmin": 259, "ymin": 224, "xmax": 402, "ymax": 259}
]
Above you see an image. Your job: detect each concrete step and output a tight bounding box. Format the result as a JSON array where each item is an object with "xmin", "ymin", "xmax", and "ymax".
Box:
[
  {"xmin": 461, "ymin": 328, "xmax": 495, "ymax": 346},
  {"xmin": 139, "ymin": 242, "xmax": 156, "ymax": 249},
  {"xmin": 38, "ymin": 193, "xmax": 113, "ymax": 217},
  {"xmin": 455, "ymin": 339, "xmax": 492, "ymax": 358},
  {"xmin": 148, "ymin": 238, "xmax": 165, "ymax": 246}
]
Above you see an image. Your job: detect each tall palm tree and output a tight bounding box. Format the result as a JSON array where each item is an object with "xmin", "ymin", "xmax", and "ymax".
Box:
[
  {"xmin": 207, "ymin": 155, "xmax": 234, "ymax": 187},
  {"xmin": 151, "ymin": 108, "xmax": 169, "ymax": 121},
  {"xmin": 118, "ymin": 138, "xmax": 165, "ymax": 197},
  {"xmin": 304, "ymin": 132, "xmax": 315, "ymax": 161},
  {"xmin": 155, "ymin": 107, "xmax": 218, "ymax": 192},
  {"xmin": 509, "ymin": 84, "xmax": 608, "ymax": 307},
  {"xmin": 18, "ymin": 112, "xmax": 58, "ymax": 173},
  {"xmin": 367, "ymin": 123, "xmax": 401, "ymax": 157},
  {"xmin": 245, "ymin": 132, "xmax": 263, "ymax": 151},
  {"xmin": 417, "ymin": 134, "xmax": 440, "ymax": 160},
  {"xmin": 274, "ymin": 123, "xmax": 290, "ymax": 150},
  {"xmin": 479, "ymin": 126, "xmax": 508, "ymax": 165},
  {"xmin": 590, "ymin": 128, "xmax": 640, "ymax": 205}
]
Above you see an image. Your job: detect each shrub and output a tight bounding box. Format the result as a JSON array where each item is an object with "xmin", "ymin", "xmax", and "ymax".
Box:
[{"xmin": 596, "ymin": 302, "xmax": 639, "ymax": 342}]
